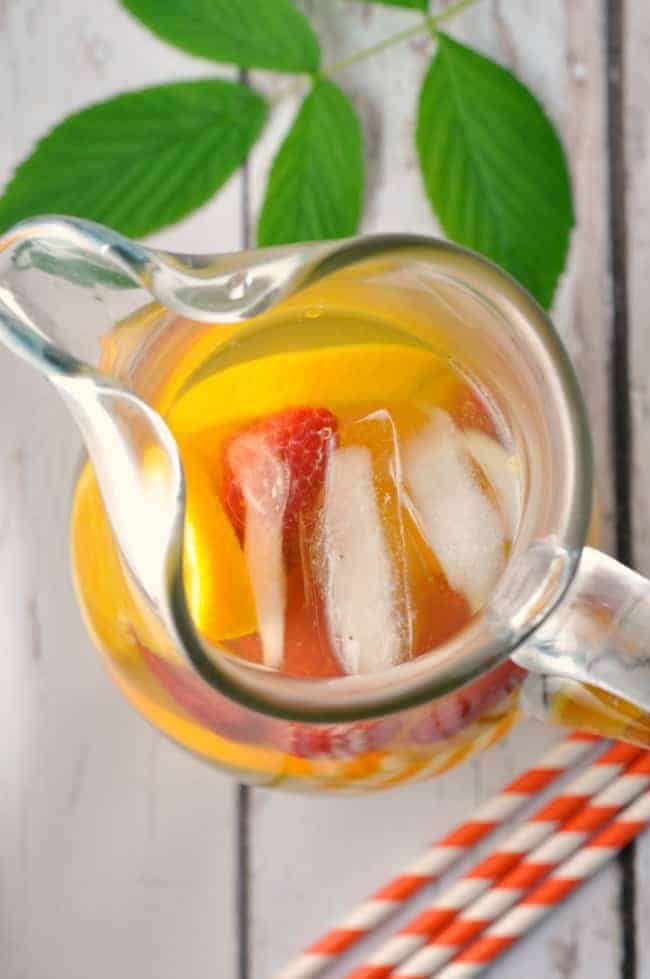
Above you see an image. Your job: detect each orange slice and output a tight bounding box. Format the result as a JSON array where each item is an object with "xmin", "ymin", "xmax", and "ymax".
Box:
[
  {"xmin": 71, "ymin": 449, "xmax": 256, "ymax": 653},
  {"xmin": 182, "ymin": 448, "xmax": 256, "ymax": 644},
  {"xmin": 167, "ymin": 344, "xmax": 452, "ymax": 439}
]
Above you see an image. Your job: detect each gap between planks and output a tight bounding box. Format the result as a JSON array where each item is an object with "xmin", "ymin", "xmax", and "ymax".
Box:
[
  {"xmin": 237, "ymin": 66, "xmax": 253, "ymax": 979},
  {"xmin": 605, "ymin": 2, "xmax": 637, "ymax": 978}
]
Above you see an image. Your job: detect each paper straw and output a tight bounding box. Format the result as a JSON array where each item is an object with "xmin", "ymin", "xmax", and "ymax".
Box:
[
  {"xmin": 395, "ymin": 750, "xmax": 650, "ymax": 979},
  {"xmin": 348, "ymin": 740, "xmax": 640, "ymax": 979},
  {"xmin": 274, "ymin": 733, "xmax": 600, "ymax": 979},
  {"xmin": 433, "ymin": 787, "xmax": 650, "ymax": 979}
]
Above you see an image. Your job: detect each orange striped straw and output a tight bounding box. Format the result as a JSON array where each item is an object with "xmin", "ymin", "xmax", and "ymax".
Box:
[
  {"xmin": 394, "ymin": 749, "xmax": 650, "ymax": 979},
  {"xmin": 347, "ymin": 740, "xmax": 640, "ymax": 979},
  {"xmin": 274, "ymin": 733, "xmax": 600, "ymax": 979},
  {"xmin": 429, "ymin": 785, "xmax": 650, "ymax": 979}
]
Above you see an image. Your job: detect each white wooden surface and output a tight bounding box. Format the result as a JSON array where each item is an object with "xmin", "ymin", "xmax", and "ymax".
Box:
[
  {"xmin": 625, "ymin": 1, "xmax": 650, "ymax": 975},
  {"xmin": 0, "ymin": 2, "xmax": 638, "ymax": 978}
]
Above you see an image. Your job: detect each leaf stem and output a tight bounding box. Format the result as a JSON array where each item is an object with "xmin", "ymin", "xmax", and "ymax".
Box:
[
  {"xmin": 434, "ymin": 0, "xmax": 487, "ymax": 28},
  {"xmin": 322, "ymin": 0, "xmax": 486, "ymax": 77},
  {"xmin": 268, "ymin": 0, "xmax": 485, "ymax": 108}
]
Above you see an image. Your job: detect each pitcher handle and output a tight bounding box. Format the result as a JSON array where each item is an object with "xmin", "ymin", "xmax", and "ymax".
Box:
[{"xmin": 512, "ymin": 546, "xmax": 650, "ymax": 716}]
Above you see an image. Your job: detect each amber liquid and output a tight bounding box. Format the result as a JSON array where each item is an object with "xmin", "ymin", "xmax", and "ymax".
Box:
[
  {"xmin": 70, "ymin": 304, "xmax": 527, "ymax": 788},
  {"xmin": 166, "ymin": 305, "xmax": 519, "ymax": 680},
  {"xmin": 69, "ymin": 297, "xmax": 650, "ymax": 789}
]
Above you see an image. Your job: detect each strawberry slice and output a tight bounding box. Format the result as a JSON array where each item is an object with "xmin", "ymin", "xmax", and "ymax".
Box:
[
  {"xmin": 224, "ymin": 407, "xmax": 338, "ymax": 538},
  {"xmin": 223, "ymin": 407, "xmax": 338, "ymax": 668}
]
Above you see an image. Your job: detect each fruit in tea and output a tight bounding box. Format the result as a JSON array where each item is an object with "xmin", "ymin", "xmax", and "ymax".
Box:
[
  {"xmin": 223, "ymin": 407, "xmax": 338, "ymax": 667},
  {"xmin": 69, "ymin": 306, "xmax": 535, "ymax": 788},
  {"xmin": 183, "ymin": 449, "xmax": 257, "ymax": 644},
  {"xmin": 224, "ymin": 407, "xmax": 338, "ymax": 540},
  {"xmin": 133, "ymin": 320, "xmax": 519, "ymax": 680},
  {"xmin": 201, "ymin": 377, "xmax": 517, "ymax": 677}
]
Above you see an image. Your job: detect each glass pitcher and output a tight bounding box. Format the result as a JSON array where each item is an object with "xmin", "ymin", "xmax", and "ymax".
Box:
[{"xmin": 1, "ymin": 215, "xmax": 648, "ymax": 793}]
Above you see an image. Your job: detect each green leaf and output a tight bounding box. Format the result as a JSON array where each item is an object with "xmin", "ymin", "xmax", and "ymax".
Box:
[
  {"xmin": 352, "ymin": 0, "xmax": 428, "ymax": 8},
  {"xmin": 121, "ymin": 0, "xmax": 320, "ymax": 73},
  {"xmin": 257, "ymin": 79, "xmax": 364, "ymax": 246},
  {"xmin": 416, "ymin": 32, "xmax": 574, "ymax": 309},
  {"xmin": 0, "ymin": 80, "xmax": 268, "ymax": 239}
]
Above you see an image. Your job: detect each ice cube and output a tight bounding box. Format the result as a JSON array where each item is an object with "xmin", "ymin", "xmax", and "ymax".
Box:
[
  {"xmin": 403, "ymin": 409, "xmax": 506, "ymax": 612},
  {"xmin": 340, "ymin": 409, "xmax": 413, "ymax": 651},
  {"xmin": 227, "ymin": 433, "xmax": 288, "ymax": 668},
  {"xmin": 462, "ymin": 429, "xmax": 522, "ymax": 537},
  {"xmin": 318, "ymin": 445, "xmax": 405, "ymax": 674}
]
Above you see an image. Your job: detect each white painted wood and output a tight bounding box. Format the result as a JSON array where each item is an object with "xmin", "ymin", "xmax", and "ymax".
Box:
[
  {"xmin": 0, "ymin": 1, "xmax": 634, "ymax": 978},
  {"xmin": 623, "ymin": 0, "xmax": 650, "ymax": 972},
  {"xmin": 0, "ymin": 3, "xmax": 240, "ymax": 978},
  {"xmin": 559, "ymin": 0, "xmax": 617, "ymax": 553},
  {"xmin": 248, "ymin": 3, "xmax": 623, "ymax": 978},
  {"xmin": 627, "ymin": 1, "xmax": 650, "ymax": 576}
]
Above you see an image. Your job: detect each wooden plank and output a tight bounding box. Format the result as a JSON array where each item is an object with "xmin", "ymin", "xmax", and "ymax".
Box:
[
  {"xmin": 625, "ymin": 0, "xmax": 650, "ymax": 571},
  {"xmin": 0, "ymin": 4, "xmax": 241, "ymax": 978},
  {"xmin": 563, "ymin": 0, "xmax": 617, "ymax": 554},
  {"xmin": 622, "ymin": 1, "xmax": 650, "ymax": 977},
  {"xmin": 247, "ymin": 2, "xmax": 621, "ymax": 977}
]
